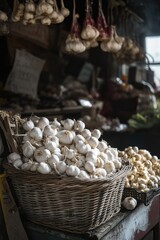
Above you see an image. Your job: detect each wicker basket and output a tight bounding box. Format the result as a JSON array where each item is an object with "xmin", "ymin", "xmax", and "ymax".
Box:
[{"xmin": 4, "ymin": 161, "xmax": 131, "ymax": 234}]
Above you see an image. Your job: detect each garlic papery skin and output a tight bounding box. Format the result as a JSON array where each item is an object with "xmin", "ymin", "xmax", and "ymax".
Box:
[
  {"xmin": 7, "ymin": 152, "xmax": 21, "ymax": 163},
  {"xmin": 43, "ymin": 125, "xmax": 57, "ymax": 137},
  {"xmin": 81, "ymin": 129, "xmax": 91, "ymax": 139},
  {"xmin": 48, "ymin": 155, "xmax": 59, "ymax": 168},
  {"xmin": 57, "ymin": 130, "xmax": 74, "ymax": 145},
  {"xmin": 21, "ymin": 162, "xmax": 33, "ymax": 171},
  {"xmin": 29, "ymin": 127, "xmax": 43, "ymax": 141},
  {"xmin": 37, "ymin": 162, "xmax": 51, "ymax": 174},
  {"xmin": 85, "ymin": 161, "xmax": 96, "ymax": 173},
  {"xmin": 97, "ymin": 141, "xmax": 108, "ymax": 152},
  {"xmin": 78, "ymin": 170, "xmax": 90, "ymax": 179},
  {"xmin": 37, "ymin": 117, "xmax": 49, "ymax": 130},
  {"xmin": 23, "ymin": 120, "xmax": 34, "ymax": 131},
  {"xmin": 104, "ymin": 161, "xmax": 116, "ymax": 174},
  {"xmin": 30, "ymin": 162, "xmax": 38, "ymax": 172},
  {"xmin": 91, "ymin": 129, "xmax": 101, "ymax": 139},
  {"xmin": 0, "ymin": 11, "xmax": 8, "ymax": 22},
  {"xmin": 57, "ymin": 161, "xmax": 67, "ymax": 174},
  {"xmin": 22, "ymin": 141, "xmax": 36, "ymax": 158},
  {"xmin": 76, "ymin": 141, "xmax": 91, "ymax": 155},
  {"xmin": 87, "ymin": 136, "xmax": 99, "ymax": 148},
  {"xmin": 44, "ymin": 141, "xmax": 57, "ymax": 152},
  {"xmin": 34, "ymin": 147, "xmax": 51, "ymax": 162},
  {"xmin": 122, "ymin": 197, "xmax": 137, "ymax": 210},
  {"xmin": 61, "ymin": 119, "xmax": 74, "ymax": 130},
  {"xmin": 13, "ymin": 159, "xmax": 23, "ymax": 169},
  {"xmin": 74, "ymin": 120, "xmax": 85, "ymax": 132},
  {"xmin": 66, "ymin": 165, "xmax": 80, "ymax": 177}
]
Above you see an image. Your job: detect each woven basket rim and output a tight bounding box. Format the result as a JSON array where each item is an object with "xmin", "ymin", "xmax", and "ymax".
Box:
[{"xmin": 3, "ymin": 160, "xmax": 132, "ymax": 185}]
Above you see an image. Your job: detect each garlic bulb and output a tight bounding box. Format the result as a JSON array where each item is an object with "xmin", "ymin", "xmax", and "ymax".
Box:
[
  {"xmin": 57, "ymin": 130, "xmax": 74, "ymax": 145},
  {"xmin": 122, "ymin": 197, "xmax": 137, "ymax": 210},
  {"xmin": 21, "ymin": 162, "xmax": 33, "ymax": 171},
  {"xmin": 0, "ymin": 11, "xmax": 8, "ymax": 22},
  {"xmin": 81, "ymin": 25, "xmax": 99, "ymax": 41},
  {"xmin": 25, "ymin": 0, "xmax": 36, "ymax": 13},
  {"xmin": 91, "ymin": 129, "xmax": 101, "ymax": 139},
  {"xmin": 61, "ymin": 119, "xmax": 74, "ymax": 130},
  {"xmin": 78, "ymin": 170, "xmax": 90, "ymax": 179},
  {"xmin": 74, "ymin": 120, "xmax": 85, "ymax": 132},
  {"xmin": 51, "ymin": 118, "xmax": 61, "ymax": 129},
  {"xmin": 29, "ymin": 127, "xmax": 43, "ymax": 141},
  {"xmin": 76, "ymin": 141, "xmax": 91, "ymax": 155},
  {"xmin": 34, "ymin": 147, "xmax": 51, "ymax": 162},
  {"xmin": 37, "ymin": 117, "xmax": 49, "ymax": 130},
  {"xmin": 74, "ymin": 134, "xmax": 85, "ymax": 144},
  {"xmin": 81, "ymin": 129, "xmax": 91, "ymax": 139},
  {"xmin": 105, "ymin": 151, "xmax": 115, "ymax": 161},
  {"xmin": 66, "ymin": 165, "xmax": 80, "ymax": 177},
  {"xmin": 30, "ymin": 162, "xmax": 38, "ymax": 172},
  {"xmin": 43, "ymin": 125, "xmax": 57, "ymax": 137},
  {"xmin": 104, "ymin": 161, "xmax": 116, "ymax": 174},
  {"xmin": 97, "ymin": 141, "xmax": 108, "ymax": 152},
  {"xmin": 63, "ymin": 146, "xmax": 76, "ymax": 159},
  {"xmin": 36, "ymin": 0, "xmax": 53, "ymax": 15},
  {"xmin": 23, "ymin": 119, "xmax": 34, "ymax": 131},
  {"xmin": 41, "ymin": 17, "xmax": 51, "ymax": 25},
  {"xmin": 13, "ymin": 159, "xmax": 23, "ymax": 169},
  {"xmin": 86, "ymin": 151, "xmax": 97, "ymax": 164},
  {"xmin": 44, "ymin": 140, "xmax": 57, "ymax": 152},
  {"xmin": 85, "ymin": 161, "xmax": 96, "ymax": 173},
  {"xmin": 57, "ymin": 161, "xmax": 67, "ymax": 174},
  {"xmin": 22, "ymin": 141, "xmax": 36, "ymax": 158},
  {"xmin": 7, "ymin": 152, "xmax": 21, "ymax": 163},
  {"xmin": 60, "ymin": 0, "xmax": 70, "ymax": 17},
  {"xmin": 37, "ymin": 162, "xmax": 51, "ymax": 174},
  {"xmin": 48, "ymin": 155, "xmax": 59, "ymax": 168},
  {"xmin": 87, "ymin": 136, "xmax": 99, "ymax": 148},
  {"xmin": 23, "ymin": 12, "xmax": 34, "ymax": 20},
  {"xmin": 95, "ymin": 168, "xmax": 107, "ymax": 178}
]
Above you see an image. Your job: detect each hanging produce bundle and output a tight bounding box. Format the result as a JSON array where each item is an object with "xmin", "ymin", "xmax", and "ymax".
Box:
[
  {"xmin": 11, "ymin": 0, "xmax": 70, "ymax": 25},
  {"xmin": 7, "ymin": 116, "xmax": 124, "ymax": 179}
]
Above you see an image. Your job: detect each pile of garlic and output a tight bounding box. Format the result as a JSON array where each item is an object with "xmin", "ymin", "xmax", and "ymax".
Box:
[
  {"xmin": 7, "ymin": 117, "xmax": 123, "ymax": 179},
  {"xmin": 119, "ymin": 146, "xmax": 160, "ymax": 192}
]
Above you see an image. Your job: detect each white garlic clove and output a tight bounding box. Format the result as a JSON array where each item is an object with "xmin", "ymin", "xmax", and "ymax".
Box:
[
  {"xmin": 61, "ymin": 119, "xmax": 74, "ymax": 130},
  {"xmin": 56, "ymin": 130, "xmax": 74, "ymax": 145},
  {"xmin": 37, "ymin": 162, "xmax": 51, "ymax": 174},
  {"xmin": 43, "ymin": 125, "xmax": 57, "ymax": 137},
  {"xmin": 85, "ymin": 161, "xmax": 95, "ymax": 173},
  {"xmin": 57, "ymin": 161, "xmax": 67, "ymax": 174},
  {"xmin": 37, "ymin": 117, "xmax": 49, "ymax": 130},
  {"xmin": 97, "ymin": 141, "xmax": 108, "ymax": 152},
  {"xmin": 122, "ymin": 197, "xmax": 137, "ymax": 210},
  {"xmin": 22, "ymin": 141, "xmax": 36, "ymax": 158},
  {"xmin": 74, "ymin": 120, "xmax": 85, "ymax": 132},
  {"xmin": 23, "ymin": 119, "xmax": 34, "ymax": 131},
  {"xmin": 87, "ymin": 136, "xmax": 99, "ymax": 148},
  {"xmin": 74, "ymin": 134, "xmax": 85, "ymax": 144},
  {"xmin": 7, "ymin": 152, "xmax": 21, "ymax": 163},
  {"xmin": 34, "ymin": 147, "xmax": 51, "ymax": 162},
  {"xmin": 66, "ymin": 165, "xmax": 80, "ymax": 177},
  {"xmin": 78, "ymin": 170, "xmax": 90, "ymax": 179},
  {"xmin": 81, "ymin": 129, "xmax": 91, "ymax": 139},
  {"xmin": 91, "ymin": 129, "xmax": 101, "ymax": 139},
  {"xmin": 29, "ymin": 127, "xmax": 43, "ymax": 141},
  {"xmin": 13, "ymin": 159, "xmax": 23, "ymax": 169}
]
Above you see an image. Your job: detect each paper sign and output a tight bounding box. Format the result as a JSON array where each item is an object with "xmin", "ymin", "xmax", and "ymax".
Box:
[
  {"xmin": 78, "ymin": 62, "xmax": 94, "ymax": 83},
  {"xmin": 5, "ymin": 49, "xmax": 45, "ymax": 98}
]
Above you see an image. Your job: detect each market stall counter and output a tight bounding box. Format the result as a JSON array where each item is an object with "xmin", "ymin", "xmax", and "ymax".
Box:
[{"xmin": 23, "ymin": 195, "xmax": 160, "ymax": 240}]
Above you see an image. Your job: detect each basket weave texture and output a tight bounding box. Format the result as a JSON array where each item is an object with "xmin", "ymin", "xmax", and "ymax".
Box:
[{"xmin": 4, "ymin": 162, "xmax": 131, "ymax": 233}]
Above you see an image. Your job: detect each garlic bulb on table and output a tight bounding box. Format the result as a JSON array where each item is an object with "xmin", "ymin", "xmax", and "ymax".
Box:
[{"xmin": 122, "ymin": 197, "xmax": 137, "ymax": 210}]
